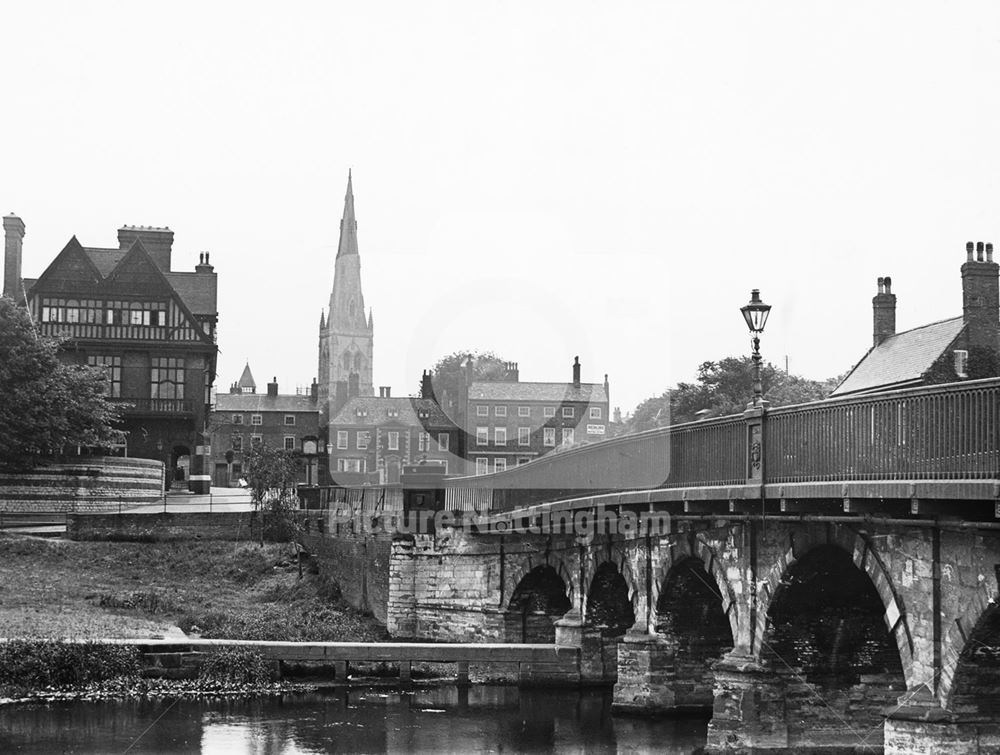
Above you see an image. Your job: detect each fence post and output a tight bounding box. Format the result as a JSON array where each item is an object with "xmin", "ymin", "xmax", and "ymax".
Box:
[{"xmin": 744, "ymin": 402, "xmax": 768, "ymax": 496}]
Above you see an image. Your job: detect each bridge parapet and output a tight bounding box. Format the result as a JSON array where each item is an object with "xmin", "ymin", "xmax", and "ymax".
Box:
[{"xmin": 445, "ymin": 377, "xmax": 1000, "ymax": 513}]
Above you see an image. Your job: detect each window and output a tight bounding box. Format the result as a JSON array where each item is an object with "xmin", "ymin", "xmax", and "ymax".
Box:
[
  {"xmin": 518, "ymin": 427, "xmax": 530, "ymax": 445},
  {"xmin": 544, "ymin": 406, "xmax": 555, "ymax": 418},
  {"xmin": 232, "ymin": 414, "xmax": 244, "ymax": 425},
  {"xmin": 250, "ymin": 434, "xmax": 262, "ymax": 448},
  {"xmin": 283, "ymin": 436, "xmax": 296, "ymax": 451},
  {"xmin": 231, "ymin": 435, "xmax": 243, "ymax": 452},
  {"xmin": 284, "ymin": 415, "xmax": 296, "ymax": 426},
  {"xmin": 251, "ymin": 414, "xmax": 262, "ymax": 426},
  {"xmin": 357, "ymin": 431, "xmax": 370, "ymax": 450},
  {"xmin": 562, "ymin": 406, "xmax": 575, "ymax": 418},
  {"xmin": 87, "ymin": 355, "xmax": 121, "ymax": 397},
  {"xmin": 418, "ymin": 432, "xmax": 430, "ymax": 452},
  {"xmin": 495, "ymin": 406, "xmax": 507, "ymax": 417},
  {"xmin": 518, "ymin": 406, "xmax": 530, "ymax": 417},
  {"xmin": 518, "ymin": 457, "xmax": 531, "ymax": 466},
  {"xmin": 590, "ymin": 407, "xmax": 602, "ymax": 419},
  {"xmin": 494, "ymin": 458, "xmax": 507, "ymax": 473},
  {"xmin": 543, "ymin": 427, "xmax": 556, "ymax": 446},
  {"xmin": 338, "ymin": 458, "xmax": 365, "ymax": 473},
  {"xmin": 476, "ymin": 405, "xmax": 488, "ymax": 417},
  {"xmin": 562, "ymin": 428, "xmax": 575, "ymax": 445},
  {"xmin": 494, "ymin": 427, "xmax": 507, "ymax": 446},
  {"xmin": 388, "ymin": 431, "xmax": 399, "ymax": 451},
  {"xmin": 475, "ymin": 458, "xmax": 489, "ymax": 475},
  {"xmin": 337, "ymin": 430, "xmax": 348, "ymax": 449},
  {"xmin": 476, "ymin": 427, "xmax": 488, "ymax": 446},
  {"xmin": 151, "ymin": 357, "xmax": 184, "ymax": 400},
  {"xmin": 437, "ymin": 433, "xmax": 450, "ymax": 452}
]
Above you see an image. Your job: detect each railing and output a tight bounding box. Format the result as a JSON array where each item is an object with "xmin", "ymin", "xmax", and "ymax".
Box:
[
  {"xmin": 766, "ymin": 378, "xmax": 1000, "ymax": 482},
  {"xmin": 443, "ymin": 377, "xmax": 1000, "ymax": 512},
  {"xmin": 111, "ymin": 397, "xmax": 195, "ymax": 415},
  {"xmin": 36, "ymin": 322, "xmax": 206, "ymax": 343}
]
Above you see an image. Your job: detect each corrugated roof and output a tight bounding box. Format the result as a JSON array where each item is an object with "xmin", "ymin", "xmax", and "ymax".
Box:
[
  {"xmin": 469, "ymin": 381, "xmax": 609, "ymax": 404},
  {"xmin": 831, "ymin": 317, "xmax": 965, "ymax": 396},
  {"xmin": 330, "ymin": 396, "xmax": 456, "ymax": 427},
  {"xmin": 215, "ymin": 393, "xmax": 318, "ymax": 413}
]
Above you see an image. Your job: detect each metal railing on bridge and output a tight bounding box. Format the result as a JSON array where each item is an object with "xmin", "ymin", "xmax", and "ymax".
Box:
[{"xmin": 443, "ymin": 377, "xmax": 1000, "ymax": 512}]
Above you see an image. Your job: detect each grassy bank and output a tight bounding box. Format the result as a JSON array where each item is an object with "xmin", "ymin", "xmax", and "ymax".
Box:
[{"xmin": 0, "ymin": 536, "xmax": 388, "ymax": 643}]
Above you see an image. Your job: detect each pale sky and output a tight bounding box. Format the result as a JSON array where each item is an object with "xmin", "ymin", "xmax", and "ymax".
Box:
[{"xmin": 4, "ymin": 2, "xmax": 1000, "ymax": 414}]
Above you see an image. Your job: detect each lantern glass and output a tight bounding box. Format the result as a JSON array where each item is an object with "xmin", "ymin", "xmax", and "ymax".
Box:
[{"xmin": 740, "ymin": 289, "xmax": 771, "ymax": 334}]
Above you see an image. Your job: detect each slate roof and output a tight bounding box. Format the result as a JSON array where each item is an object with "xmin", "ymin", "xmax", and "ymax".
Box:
[
  {"xmin": 237, "ymin": 363, "xmax": 257, "ymax": 391},
  {"xmin": 831, "ymin": 317, "xmax": 966, "ymax": 397},
  {"xmin": 165, "ymin": 272, "xmax": 217, "ymax": 316},
  {"xmin": 215, "ymin": 393, "xmax": 318, "ymax": 413},
  {"xmin": 469, "ymin": 381, "xmax": 609, "ymax": 404},
  {"xmin": 76, "ymin": 243, "xmax": 217, "ymax": 316},
  {"xmin": 330, "ymin": 396, "xmax": 456, "ymax": 427}
]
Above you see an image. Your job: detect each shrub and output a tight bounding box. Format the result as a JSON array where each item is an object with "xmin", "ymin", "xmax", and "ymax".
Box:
[
  {"xmin": 0, "ymin": 640, "xmax": 140, "ymax": 697},
  {"xmin": 198, "ymin": 646, "xmax": 272, "ymax": 686}
]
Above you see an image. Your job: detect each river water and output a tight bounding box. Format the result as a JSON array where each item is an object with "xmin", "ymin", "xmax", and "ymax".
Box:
[{"xmin": 0, "ymin": 685, "xmax": 708, "ymax": 754}]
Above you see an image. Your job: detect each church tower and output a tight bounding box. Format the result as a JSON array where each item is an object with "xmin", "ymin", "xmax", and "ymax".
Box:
[{"xmin": 318, "ymin": 171, "xmax": 374, "ymax": 429}]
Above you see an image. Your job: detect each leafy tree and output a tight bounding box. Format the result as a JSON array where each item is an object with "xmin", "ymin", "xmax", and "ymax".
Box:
[
  {"xmin": 424, "ymin": 350, "xmax": 514, "ymax": 409},
  {"xmin": 243, "ymin": 442, "xmax": 302, "ymax": 545},
  {"xmin": 624, "ymin": 356, "xmax": 842, "ymax": 434},
  {"xmin": 0, "ymin": 296, "xmax": 122, "ymax": 465}
]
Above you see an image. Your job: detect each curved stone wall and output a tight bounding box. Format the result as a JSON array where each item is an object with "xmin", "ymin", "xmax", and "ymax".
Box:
[{"xmin": 0, "ymin": 457, "xmax": 164, "ymax": 512}]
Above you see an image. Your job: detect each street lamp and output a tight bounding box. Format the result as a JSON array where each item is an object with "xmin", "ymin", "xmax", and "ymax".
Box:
[{"xmin": 740, "ymin": 288, "xmax": 771, "ymax": 407}]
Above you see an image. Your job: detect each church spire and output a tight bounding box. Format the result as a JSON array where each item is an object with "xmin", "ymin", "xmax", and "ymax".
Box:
[{"xmin": 336, "ymin": 169, "xmax": 358, "ymax": 259}]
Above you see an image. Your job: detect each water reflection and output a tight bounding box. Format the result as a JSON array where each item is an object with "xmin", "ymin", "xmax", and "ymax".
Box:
[{"xmin": 0, "ymin": 686, "xmax": 708, "ymax": 754}]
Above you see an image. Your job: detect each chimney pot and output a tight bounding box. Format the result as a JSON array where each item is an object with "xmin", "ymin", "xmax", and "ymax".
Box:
[
  {"xmin": 988, "ymin": 243, "xmax": 994, "ymax": 263},
  {"xmin": 877, "ymin": 276, "xmax": 884, "ymax": 293},
  {"xmin": 978, "ymin": 241, "xmax": 985, "ymax": 262},
  {"xmin": 884, "ymin": 276, "xmax": 892, "ymax": 294},
  {"xmin": 967, "ymin": 241, "xmax": 975, "ymax": 261}
]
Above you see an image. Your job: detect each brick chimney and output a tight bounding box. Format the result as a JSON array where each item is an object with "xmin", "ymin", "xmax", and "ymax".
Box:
[
  {"xmin": 962, "ymin": 241, "xmax": 1000, "ymax": 350},
  {"xmin": 379, "ymin": 386, "xmax": 392, "ymax": 398},
  {"xmin": 334, "ymin": 380, "xmax": 348, "ymax": 414},
  {"xmin": 195, "ymin": 251, "xmax": 214, "ymax": 273},
  {"xmin": 872, "ymin": 276, "xmax": 897, "ymax": 347},
  {"xmin": 3, "ymin": 214, "xmax": 25, "ymax": 300},
  {"xmin": 572, "ymin": 356, "xmax": 581, "ymax": 388},
  {"xmin": 348, "ymin": 372, "xmax": 360, "ymax": 399},
  {"xmin": 267, "ymin": 377, "xmax": 278, "ymax": 397},
  {"xmin": 118, "ymin": 225, "xmax": 173, "ymax": 272},
  {"xmin": 310, "ymin": 377, "xmax": 318, "ymax": 401},
  {"xmin": 504, "ymin": 362, "xmax": 520, "ymax": 381},
  {"xmin": 421, "ymin": 370, "xmax": 435, "ymax": 400}
]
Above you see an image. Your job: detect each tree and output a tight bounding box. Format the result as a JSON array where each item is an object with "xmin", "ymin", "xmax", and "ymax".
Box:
[
  {"xmin": 243, "ymin": 442, "xmax": 302, "ymax": 545},
  {"xmin": 0, "ymin": 296, "xmax": 122, "ymax": 465},
  {"xmin": 424, "ymin": 350, "xmax": 515, "ymax": 408},
  {"xmin": 623, "ymin": 356, "xmax": 842, "ymax": 434}
]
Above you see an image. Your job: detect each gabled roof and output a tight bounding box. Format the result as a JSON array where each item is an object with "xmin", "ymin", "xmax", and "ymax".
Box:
[
  {"xmin": 330, "ymin": 396, "xmax": 456, "ymax": 428},
  {"xmin": 831, "ymin": 317, "xmax": 966, "ymax": 396},
  {"xmin": 215, "ymin": 393, "xmax": 317, "ymax": 413},
  {"xmin": 469, "ymin": 381, "xmax": 609, "ymax": 404},
  {"xmin": 83, "ymin": 246, "xmax": 128, "ymax": 277}
]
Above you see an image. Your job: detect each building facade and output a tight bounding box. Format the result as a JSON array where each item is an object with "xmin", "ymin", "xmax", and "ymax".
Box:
[
  {"xmin": 327, "ymin": 378, "xmax": 460, "ymax": 485},
  {"xmin": 318, "ymin": 171, "xmax": 375, "ymax": 446},
  {"xmin": 209, "ymin": 373, "xmax": 321, "ymax": 487},
  {"xmin": 3, "ymin": 215, "xmax": 219, "ymax": 492},
  {"xmin": 463, "ymin": 357, "xmax": 610, "ymax": 475},
  {"xmin": 833, "ymin": 241, "xmax": 1000, "ymax": 396}
]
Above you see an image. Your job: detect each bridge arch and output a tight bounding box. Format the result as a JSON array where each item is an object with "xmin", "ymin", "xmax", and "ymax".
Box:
[
  {"xmin": 580, "ymin": 543, "xmax": 640, "ymax": 624},
  {"xmin": 758, "ymin": 540, "xmax": 908, "ymax": 746},
  {"xmin": 502, "ymin": 562, "xmax": 574, "ymax": 644},
  {"xmin": 940, "ymin": 577, "xmax": 1000, "ymax": 711},
  {"xmin": 584, "ymin": 560, "xmax": 636, "ymax": 638},
  {"xmin": 754, "ymin": 527, "xmax": 913, "ymax": 676}
]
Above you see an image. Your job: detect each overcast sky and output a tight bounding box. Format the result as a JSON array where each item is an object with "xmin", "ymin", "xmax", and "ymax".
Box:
[{"xmin": 4, "ymin": 2, "xmax": 1000, "ymax": 414}]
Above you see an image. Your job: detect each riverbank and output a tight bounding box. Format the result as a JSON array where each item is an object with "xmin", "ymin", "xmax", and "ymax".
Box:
[{"xmin": 0, "ymin": 535, "xmax": 387, "ymax": 642}]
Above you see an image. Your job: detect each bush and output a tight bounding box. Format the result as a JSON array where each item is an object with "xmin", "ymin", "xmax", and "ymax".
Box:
[
  {"xmin": 0, "ymin": 640, "xmax": 140, "ymax": 697},
  {"xmin": 198, "ymin": 646, "xmax": 272, "ymax": 686}
]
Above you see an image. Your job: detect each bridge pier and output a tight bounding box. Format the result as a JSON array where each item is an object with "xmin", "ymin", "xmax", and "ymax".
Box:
[
  {"xmin": 705, "ymin": 652, "xmax": 789, "ymax": 752},
  {"xmin": 612, "ymin": 629, "xmax": 679, "ymax": 713}
]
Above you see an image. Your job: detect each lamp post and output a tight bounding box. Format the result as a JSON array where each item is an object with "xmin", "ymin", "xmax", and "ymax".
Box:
[{"xmin": 740, "ymin": 289, "xmax": 772, "ymax": 408}]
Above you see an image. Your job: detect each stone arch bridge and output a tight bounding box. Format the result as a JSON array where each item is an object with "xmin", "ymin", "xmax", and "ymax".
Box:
[{"xmin": 305, "ymin": 378, "xmax": 1000, "ymax": 753}]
